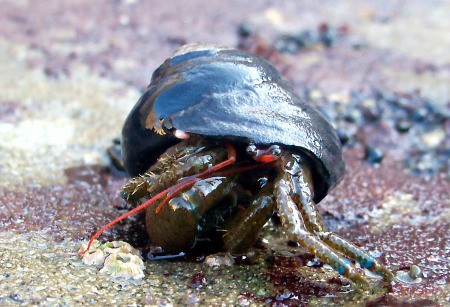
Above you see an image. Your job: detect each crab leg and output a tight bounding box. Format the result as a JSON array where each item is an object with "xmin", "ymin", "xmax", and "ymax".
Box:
[
  {"xmin": 121, "ymin": 142, "xmax": 229, "ymax": 202},
  {"xmin": 283, "ymin": 154, "xmax": 394, "ymax": 282},
  {"xmin": 275, "ymin": 175, "xmax": 370, "ymax": 289},
  {"xmin": 222, "ymin": 185, "xmax": 275, "ymax": 254},
  {"xmin": 155, "ymin": 143, "xmax": 236, "ymax": 213}
]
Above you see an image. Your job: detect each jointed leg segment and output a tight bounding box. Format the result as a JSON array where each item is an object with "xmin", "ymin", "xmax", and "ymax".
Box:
[
  {"xmin": 275, "ymin": 153, "xmax": 394, "ymax": 287},
  {"xmin": 275, "ymin": 174, "xmax": 370, "ymax": 288}
]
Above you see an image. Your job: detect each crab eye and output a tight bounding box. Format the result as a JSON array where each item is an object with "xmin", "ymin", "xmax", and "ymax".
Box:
[
  {"xmin": 248, "ymin": 144, "xmax": 281, "ymax": 163},
  {"xmin": 270, "ymin": 145, "xmax": 281, "ymax": 157},
  {"xmin": 246, "ymin": 144, "xmax": 257, "ymax": 156}
]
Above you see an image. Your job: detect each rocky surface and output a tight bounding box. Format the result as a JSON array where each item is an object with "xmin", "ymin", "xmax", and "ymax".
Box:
[{"xmin": 0, "ymin": 0, "xmax": 449, "ymax": 305}]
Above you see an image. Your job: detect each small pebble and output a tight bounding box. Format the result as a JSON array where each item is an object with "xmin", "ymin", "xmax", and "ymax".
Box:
[
  {"xmin": 344, "ymin": 109, "xmax": 362, "ymax": 124},
  {"xmin": 306, "ymin": 258, "xmax": 323, "ymax": 268},
  {"xmin": 412, "ymin": 107, "xmax": 429, "ymax": 122},
  {"xmin": 364, "ymin": 146, "xmax": 384, "ymax": 165},
  {"xmin": 395, "ymin": 264, "xmax": 423, "ymax": 284},
  {"xmin": 318, "ymin": 23, "xmax": 336, "ymax": 47},
  {"xmin": 274, "ymin": 35, "xmax": 302, "ymax": 53},
  {"xmin": 421, "ymin": 129, "xmax": 445, "ymax": 148},
  {"xmin": 336, "ymin": 128, "xmax": 350, "ymax": 145},
  {"xmin": 237, "ymin": 23, "xmax": 253, "ymax": 38},
  {"xmin": 237, "ymin": 296, "xmax": 251, "ymax": 306},
  {"xmin": 409, "ymin": 265, "xmax": 421, "ymax": 279},
  {"xmin": 205, "ymin": 253, "xmax": 235, "ymax": 267},
  {"xmin": 184, "ymin": 293, "xmax": 200, "ymax": 305},
  {"xmin": 395, "ymin": 119, "xmax": 411, "ymax": 133}
]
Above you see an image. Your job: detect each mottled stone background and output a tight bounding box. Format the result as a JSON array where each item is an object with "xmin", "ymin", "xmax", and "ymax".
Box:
[{"xmin": 0, "ymin": 0, "xmax": 448, "ymax": 305}]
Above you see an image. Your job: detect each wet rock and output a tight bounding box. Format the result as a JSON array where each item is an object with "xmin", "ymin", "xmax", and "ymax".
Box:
[
  {"xmin": 364, "ymin": 145, "xmax": 384, "ymax": 165},
  {"xmin": 272, "ymin": 23, "xmax": 348, "ymax": 54},
  {"xmin": 237, "ymin": 22, "xmax": 253, "ymax": 38},
  {"xmin": 409, "ymin": 265, "xmax": 422, "ymax": 280},
  {"xmin": 395, "ymin": 119, "xmax": 412, "ymax": 133},
  {"xmin": 183, "ymin": 292, "xmax": 201, "ymax": 305}
]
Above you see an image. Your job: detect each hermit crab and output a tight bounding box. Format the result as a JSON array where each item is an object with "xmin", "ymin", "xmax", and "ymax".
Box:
[{"xmin": 81, "ymin": 44, "xmax": 394, "ymax": 288}]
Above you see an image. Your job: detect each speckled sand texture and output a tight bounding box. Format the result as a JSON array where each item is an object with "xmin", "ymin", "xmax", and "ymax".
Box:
[{"xmin": 0, "ymin": 0, "xmax": 449, "ymax": 305}]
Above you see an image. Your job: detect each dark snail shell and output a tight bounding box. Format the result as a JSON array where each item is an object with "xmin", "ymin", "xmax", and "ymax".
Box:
[{"xmin": 122, "ymin": 44, "xmax": 345, "ymax": 202}]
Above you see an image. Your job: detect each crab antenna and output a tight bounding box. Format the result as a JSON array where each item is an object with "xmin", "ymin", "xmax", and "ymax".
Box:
[
  {"xmin": 80, "ymin": 144, "xmax": 237, "ymax": 255},
  {"xmin": 155, "ymin": 143, "xmax": 237, "ymax": 213},
  {"xmin": 79, "ymin": 189, "xmax": 169, "ymax": 255}
]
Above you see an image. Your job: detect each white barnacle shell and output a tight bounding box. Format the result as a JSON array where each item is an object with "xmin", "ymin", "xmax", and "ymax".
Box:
[{"xmin": 80, "ymin": 240, "xmax": 144, "ymax": 280}]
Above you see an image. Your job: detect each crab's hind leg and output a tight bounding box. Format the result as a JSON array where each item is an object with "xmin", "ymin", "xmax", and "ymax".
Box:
[
  {"xmin": 280, "ymin": 153, "xmax": 394, "ymax": 283},
  {"xmin": 275, "ymin": 173, "xmax": 370, "ymax": 288}
]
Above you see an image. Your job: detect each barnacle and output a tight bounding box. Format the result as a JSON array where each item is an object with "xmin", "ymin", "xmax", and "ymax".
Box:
[{"xmin": 80, "ymin": 240, "xmax": 144, "ymax": 280}]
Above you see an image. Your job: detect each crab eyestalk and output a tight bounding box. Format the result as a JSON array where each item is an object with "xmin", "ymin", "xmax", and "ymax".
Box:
[{"xmin": 246, "ymin": 144, "xmax": 281, "ymax": 163}]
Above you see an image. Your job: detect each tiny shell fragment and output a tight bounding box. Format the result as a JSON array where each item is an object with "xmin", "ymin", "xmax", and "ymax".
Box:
[{"xmin": 205, "ymin": 253, "xmax": 235, "ymax": 267}]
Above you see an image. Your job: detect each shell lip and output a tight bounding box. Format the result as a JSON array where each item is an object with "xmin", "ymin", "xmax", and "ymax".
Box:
[{"xmin": 132, "ymin": 127, "xmax": 339, "ymax": 203}]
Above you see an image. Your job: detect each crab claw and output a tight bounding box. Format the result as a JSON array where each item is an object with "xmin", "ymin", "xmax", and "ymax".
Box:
[{"xmin": 80, "ymin": 144, "xmax": 237, "ymax": 255}]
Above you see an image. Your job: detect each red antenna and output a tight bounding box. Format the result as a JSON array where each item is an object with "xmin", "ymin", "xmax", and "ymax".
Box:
[{"xmin": 79, "ymin": 144, "xmax": 236, "ymax": 255}]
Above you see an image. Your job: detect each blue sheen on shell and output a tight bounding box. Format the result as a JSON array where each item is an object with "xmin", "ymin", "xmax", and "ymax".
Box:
[{"xmin": 122, "ymin": 44, "xmax": 345, "ymax": 202}]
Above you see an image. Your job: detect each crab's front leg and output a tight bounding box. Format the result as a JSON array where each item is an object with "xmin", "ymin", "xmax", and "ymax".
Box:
[
  {"xmin": 120, "ymin": 141, "xmax": 228, "ymax": 203},
  {"xmin": 80, "ymin": 141, "xmax": 237, "ymax": 255},
  {"xmin": 275, "ymin": 153, "xmax": 394, "ymax": 287},
  {"xmin": 146, "ymin": 175, "xmax": 238, "ymax": 253}
]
